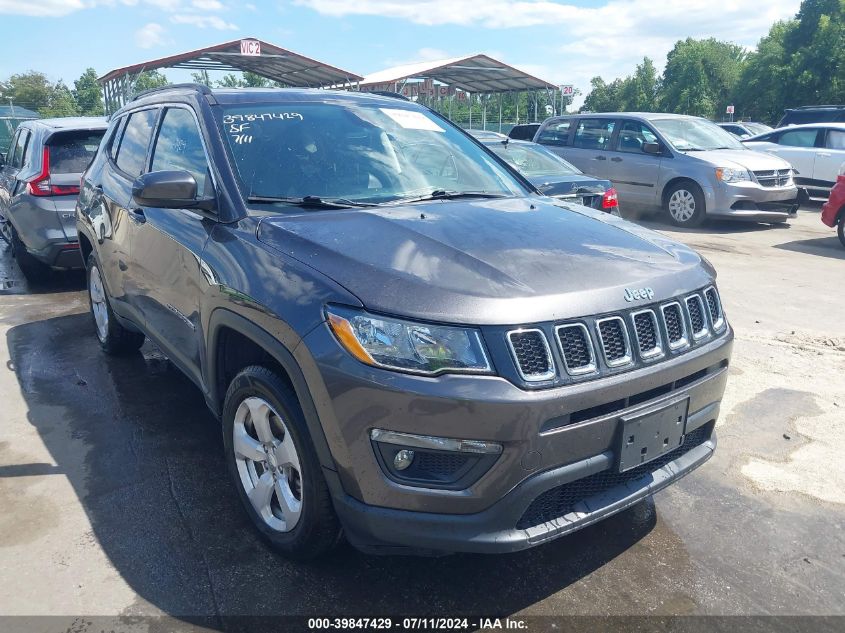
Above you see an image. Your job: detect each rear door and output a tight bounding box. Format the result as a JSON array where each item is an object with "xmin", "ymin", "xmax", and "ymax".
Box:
[
  {"xmin": 96, "ymin": 108, "xmax": 159, "ymax": 319},
  {"xmin": 0, "ymin": 128, "xmax": 30, "ymax": 216},
  {"xmin": 564, "ymin": 118, "xmax": 617, "ymax": 179},
  {"xmin": 815, "ymin": 128, "xmax": 845, "ymax": 186},
  {"xmin": 603, "ymin": 119, "xmax": 662, "ymax": 205},
  {"xmin": 127, "ymin": 105, "xmax": 215, "ymax": 385}
]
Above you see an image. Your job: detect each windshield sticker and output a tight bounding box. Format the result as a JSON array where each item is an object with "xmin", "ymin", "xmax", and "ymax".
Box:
[{"xmin": 379, "ymin": 108, "xmax": 444, "ymax": 132}]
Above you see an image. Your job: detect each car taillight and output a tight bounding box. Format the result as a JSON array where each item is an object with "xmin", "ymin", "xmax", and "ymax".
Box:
[
  {"xmin": 26, "ymin": 147, "xmax": 80, "ymax": 197},
  {"xmin": 601, "ymin": 187, "xmax": 618, "ymax": 209}
]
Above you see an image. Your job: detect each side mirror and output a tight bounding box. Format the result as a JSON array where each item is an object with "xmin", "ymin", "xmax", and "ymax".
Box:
[
  {"xmin": 132, "ymin": 170, "xmax": 216, "ymax": 212},
  {"xmin": 642, "ymin": 142, "xmax": 662, "ymax": 155}
]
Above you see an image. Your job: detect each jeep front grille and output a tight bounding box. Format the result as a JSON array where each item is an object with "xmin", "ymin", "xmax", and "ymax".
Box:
[
  {"xmin": 596, "ymin": 317, "xmax": 631, "ymax": 367},
  {"xmin": 555, "ymin": 324, "xmax": 596, "ymax": 375},
  {"xmin": 507, "ymin": 329, "xmax": 555, "ymax": 382},
  {"xmin": 661, "ymin": 302, "xmax": 688, "ymax": 349},
  {"xmin": 632, "ymin": 310, "xmax": 662, "ymax": 359},
  {"xmin": 686, "ymin": 294, "xmax": 708, "ymax": 339},
  {"xmin": 705, "ymin": 287, "xmax": 725, "ymax": 330}
]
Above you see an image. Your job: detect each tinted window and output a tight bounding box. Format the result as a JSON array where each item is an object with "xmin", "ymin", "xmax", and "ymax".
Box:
[
  {"xmin": 825, "ymin": 130, "xmax": 845, "ymax": 150},
  {"xmin": 109, "ymin": 117, "xmax": 127, "ymax": 162},
  {"xmin": 508, "ymin": 124, "xmax": 539, "ymax": 141},
  {"xmin": 49, "ymin": 131, "xmax": 105, "ymax": 174},
  {"xmin": 219, "ymin": 103, "xmax": 526, "ymax": 204},
  {"xmin": 487, "ymin": 142, "xmax": 581, "ymax": 177},
  {"xmin": 572, "ymin": 119, "xmax": 615, "ymax": 150},
  {"xmin": 115, "ymin": 109, "xmax": 158, "ymax": 177},
  {"xmin": 9, "ymin": 129, "xmax": 29, "ymax": 168},
  {"xmin": 616, "ymin": 120, "xmax": 658, "ymax": 153},
  {"xmin": 536, "ymin": 120, "xmax": 572, "ymax": 146},
  {"xmin": 778, "ymin": 129, "xmax": 818, "ymax": 148},
  {"xmin": 151, "ymin": 108, "xmax": 210, "ymax": 196}
]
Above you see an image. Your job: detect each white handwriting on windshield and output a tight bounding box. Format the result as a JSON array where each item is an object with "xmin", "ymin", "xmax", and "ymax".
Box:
[{"xmin": 223, "ymin": 112, "xmax": 304, "ymax": 124}]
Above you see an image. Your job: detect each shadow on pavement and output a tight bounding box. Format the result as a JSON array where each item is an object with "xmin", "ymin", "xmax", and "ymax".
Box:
[
  {"xmin": 5, "ymin": 313, "xmax": 657, "ymax": 622},
  {"xmin": 773, "ymin": 236, "xmax": 845, "ymax": 260},
  {"xmin": 0, "ymin": 241, "xmax": 86, "ymax": 295}
]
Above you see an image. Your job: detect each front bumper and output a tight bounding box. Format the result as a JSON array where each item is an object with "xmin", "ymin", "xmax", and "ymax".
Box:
[
  {"xmin": 704, "ymin": 181, "xmax": 799, "ymax": 222},
  {"xmin": 300, "ymin": 321, "xmax": 733, "ymax": 553}
]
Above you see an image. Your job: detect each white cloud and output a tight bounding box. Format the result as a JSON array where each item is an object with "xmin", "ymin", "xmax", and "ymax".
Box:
[
  {"xmin": 191, "ymin": 0, "xmax": 224, "ymax": 9},
  {"xmin": 135, "ymin": 22, "xmax": 168, "ymax": 48},
  {"xmin": 299, "ymin": 0, "xmax": 801, "ymax": 107},
  {"xmin": 171, "ymin": 13, "xmax": 237, "ymax": 28},
  {"xmin": 385, "ymin": 47, "xmax": 453, "ymax": 66},
  {"xmin": 0, "ymin": 0, "xmax": 88, "ymax": 16}
]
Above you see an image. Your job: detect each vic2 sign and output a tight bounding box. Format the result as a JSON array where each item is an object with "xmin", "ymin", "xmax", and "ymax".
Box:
[{"xmin": 240, "ymin": 40, "xmax": 261, "ymax": 56}]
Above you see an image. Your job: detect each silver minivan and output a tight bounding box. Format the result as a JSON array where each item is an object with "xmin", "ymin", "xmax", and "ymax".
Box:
[
  {"xmin": 0, "ymin": 117, "xmax": 107, "ymax": 279},
  {"xmin": 534, "ymin": 113, "xmax": 799, "ymax": 226}
]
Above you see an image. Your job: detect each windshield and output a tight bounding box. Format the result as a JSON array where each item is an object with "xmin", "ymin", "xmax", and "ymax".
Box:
[
  {"xmin": 218, "ymin": 102, "xmax": 528, "ymax": 205},
  {"xmin": 745, "ymin": 122, "xmax": 772, "ymax": 135},
  {"xmin": 486, "ymin": 141, "xmax": 582, "ymax": 178},
  {"xmin": 652, "ymin": 118, "xmax": 745, "ymax": 151}
]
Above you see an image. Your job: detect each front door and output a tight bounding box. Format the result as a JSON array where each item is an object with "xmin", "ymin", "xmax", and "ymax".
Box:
[
  {"xmin": 127, "ymin": 106, "xmax": 215, "ymax": 386},
  {"xmin": 604, "ymin": 119, "xmax": 662, "ymax": 206}
]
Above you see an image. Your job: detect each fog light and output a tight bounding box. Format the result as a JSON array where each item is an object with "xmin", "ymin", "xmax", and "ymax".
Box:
[{"xmin": 394, "ymin": 449, "xmax": 415, "ymax": 471}]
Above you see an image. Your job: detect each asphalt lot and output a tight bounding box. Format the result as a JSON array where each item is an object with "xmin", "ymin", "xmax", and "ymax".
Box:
[{"xmin": 0, "ymin": 205, "xmax": 843, "ymax": 627}]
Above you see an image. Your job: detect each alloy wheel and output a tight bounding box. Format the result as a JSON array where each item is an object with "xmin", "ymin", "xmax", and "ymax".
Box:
[
  {"xmin": 668, "ymin": 189, "xmax": 696, "ymax": 223},
  {"xmin": 89, "ymin": 265, "xmax": 109, "ymax": 343},
  {"xmin": 233, "ymin": 396, "xmax": 303, "ymax": 533}
]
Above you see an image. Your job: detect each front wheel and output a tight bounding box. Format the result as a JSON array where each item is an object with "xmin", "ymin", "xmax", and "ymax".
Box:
[
  {"xmin": 86, "ymin": 253, "xmax": 145, "ymax": 354},
  {"xmin": 665, "ymin": 181, "xmax": 706, "ymax": 227},
  {"xmin": 838, "ymin": 215, "xmax": 845, "ymax": 249},
  {"xmin": 222, "ymin": 365, "xmax": 341, "ymax": 560}
]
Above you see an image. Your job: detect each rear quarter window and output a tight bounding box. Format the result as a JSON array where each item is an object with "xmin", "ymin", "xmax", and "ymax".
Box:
[{"xmin": 48, "ymin": 130, "xmax": 106, "ymax": 174}]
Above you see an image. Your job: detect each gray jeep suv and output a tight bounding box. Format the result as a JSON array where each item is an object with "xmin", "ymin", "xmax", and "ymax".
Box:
[{"xmin": 77, "ymin": 86, "xmax": 733, "ymax": 558}]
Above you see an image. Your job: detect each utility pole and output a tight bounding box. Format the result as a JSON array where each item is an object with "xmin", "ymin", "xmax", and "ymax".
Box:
[{"xmin": 6, "ymin": 97, "xmax": 14, "ymax": 117}]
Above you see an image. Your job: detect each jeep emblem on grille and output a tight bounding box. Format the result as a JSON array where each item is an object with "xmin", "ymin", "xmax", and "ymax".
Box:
[{"xmin": 624, "ymin": 287, "xmax": 654, "ymax": 302}]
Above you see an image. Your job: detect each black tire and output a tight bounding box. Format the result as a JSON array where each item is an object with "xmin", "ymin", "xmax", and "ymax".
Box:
[
  {"xmin": 11, "ymin": 228, "xmax": 50, "ymax": 282},
  {"xmin": 222, "ymin": 365, "xmax": 341, "ymax": 560},
  {"xmin": 86, "ymin": 252, "xmax": 145, "ymax": 354},
  {"xmin": 838, "ymin": 215, "xmax": 845, "ymax": 249},
  {"xmin": 664, "ymin": 180, "xmax": 706, "ymax": 227}
]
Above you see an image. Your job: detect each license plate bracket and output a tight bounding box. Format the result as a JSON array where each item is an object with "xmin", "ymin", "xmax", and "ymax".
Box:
[{"xmin": 618, "ymin": 396, "xmax": 689, "ymax": 473}]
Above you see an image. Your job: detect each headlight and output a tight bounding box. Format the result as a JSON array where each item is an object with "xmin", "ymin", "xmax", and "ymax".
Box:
[
  {"xmin": 326, "ymin": 306, "xmax": 493, "ymax": 376},
  {"xmin": 715, "ymin": 167, "xmax": 751, "ymax": 183}
]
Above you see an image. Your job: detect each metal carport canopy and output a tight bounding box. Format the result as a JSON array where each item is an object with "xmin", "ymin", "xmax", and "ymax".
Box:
[
  {"xmin": 99, "ymin": 37, "xmax": 363, "ymax": 89},
  {"xmin": 359, "ymin": 54, "xmax": 556, "ymax": 93}
]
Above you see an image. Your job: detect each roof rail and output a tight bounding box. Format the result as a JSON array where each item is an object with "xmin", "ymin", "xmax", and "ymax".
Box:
[
  {"xmin": 789, "ymin": 105, "xmax": 845, "ymax": 110},
  {"xmin": 130, "ymin": 82, "xmax": 213, "ymax": 103},
  {"xmin": 367, "ymin": 90, "xmax": 411, "ymax": 101}
]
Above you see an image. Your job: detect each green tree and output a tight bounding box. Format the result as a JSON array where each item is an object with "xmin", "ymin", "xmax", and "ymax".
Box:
[
  {"xmin": 73, "ymin": 68, "xmax": 104, "ymax": 115},
  {"xmin": 3, "ymin": 71, "xmax": 53, "ymax": 111},
  {"xmin": 132, "ymin": 70, "xmax": 169, "ymax": 93},
  {"xmin": 191, "ymin": 71, "xmax": 212, "ymax": 86},
  {"xmin": 41, "ymin": 81, "xmax": 80, "ymax": 117},
  {"xmin": 581, "ymin": 58, "xmax": 657, "ymax": 113},
  {"xmin": 660, "ymin": 38, "xmax": 746, "ymax": 118}
]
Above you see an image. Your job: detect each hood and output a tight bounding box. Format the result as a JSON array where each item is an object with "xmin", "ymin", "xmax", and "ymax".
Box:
[
  {"xmin": 256, "ymin": 197, "xmax": 712, "ymax": 325},
  {"xmin": 531, "ymin": 175, "xmax": 612, "ymax": 197},
  {"xmin": 686, "ymin": 148, "xmax": 792, "ymax": 171}
]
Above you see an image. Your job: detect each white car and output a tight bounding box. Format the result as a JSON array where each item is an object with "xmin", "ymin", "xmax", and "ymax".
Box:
[{"xmin": 744, "ymin": 123, "xmax": 845, "ymax": 199}]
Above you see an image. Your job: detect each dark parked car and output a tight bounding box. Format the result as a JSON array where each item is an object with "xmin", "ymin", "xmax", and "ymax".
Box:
[
  {"xmin": 481, "ymin": 138, "xmax": 619, "ymax": 215},
  {"xmin": 0, "ymin": 117, "xmax": 107, "ymax": 279},
  {"xmin": 77, "ymin": 85, "xmax": 733, "ymax": 559},
  {"xmin": 778, "ymin": 105, "xmax": 845, "ymax": 127},
  {"xmin": 508, "ymin": 123, "xmax": 540, "ymax": 141},
  {"xmin": 717, "ymin": 122, "xmax": 772, "ymax": 139}
]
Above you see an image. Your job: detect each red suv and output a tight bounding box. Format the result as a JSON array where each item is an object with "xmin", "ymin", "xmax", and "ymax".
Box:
[{"xmin": 821, "ymin": 166, "xmax": 845, "ymax": 248}]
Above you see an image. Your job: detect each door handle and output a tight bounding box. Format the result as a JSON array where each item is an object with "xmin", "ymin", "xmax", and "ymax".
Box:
[
  {"xmin": 595, "ymin": 155, "xmax": 607, "ymax": 161},
  {"xmin": 817, "ymin": 152, "xmax": 831, "ymax": 157},
  {"xmin": 611, "ymin": 157, "xmax": 623, "ymax": 162},
  {"xmin": 128, "ymin": 207, "xmax": 146, "ymax": 224}
]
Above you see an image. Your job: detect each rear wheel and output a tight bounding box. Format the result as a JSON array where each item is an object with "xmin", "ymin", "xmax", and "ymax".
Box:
[
  {"xmin": 222, "ymin": 365, "xmax": 341, "ymax": 560},
  {"xmin": 11, "ymin": 227, "xmax": 50, "ymax": 282},
  {"xmin": 665, "ymin": 181, "xmax": 706, "ymax": 227},
  {"xmin": 86, "ymin": 253, "xmax": 145, "ymax": 354}
]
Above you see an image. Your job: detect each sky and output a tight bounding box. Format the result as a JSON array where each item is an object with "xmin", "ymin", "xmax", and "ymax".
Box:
[{"xmin": 0, "ymin": 0, "xmax": 803, "ymax": 108}]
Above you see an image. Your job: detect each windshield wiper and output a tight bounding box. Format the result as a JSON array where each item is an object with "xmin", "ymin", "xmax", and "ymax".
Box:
[
  {"xmin": 395, "ymin": 190, "xmax": 509, "ymax": 204},
  {"xmin": 246, "ymin": 195, "xmax": 377, "ymax": 209}
]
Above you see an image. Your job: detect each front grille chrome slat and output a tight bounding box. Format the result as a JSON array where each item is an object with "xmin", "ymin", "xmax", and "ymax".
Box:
[
  {"xmin": 704, "ymin": 286, "xmax": 725, "ymax": 331},
  {"xmin": 507, "ymin": 329, "xmax": 556, "ymax": 382},
  {"xmin": 685, "ymin": 294, "xmax": 710, "ymax": 340},
  {"xmin": 595, "ymin": 316, "xmax": 633, "ymax": 368},
  {"xmin": 753, "ymin": 168, "xmax": 792, "ymax": 188},
  {"xmin": 631, "ymin": 309, "xmax": 663, "ymax": 360},
  {"xmin": 555, "ymin": 323, "xmax": 597, "ymax": 375},
  {"xmin": 660, "ymin": 302, "xmax": 689, "ymax": 351}
]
